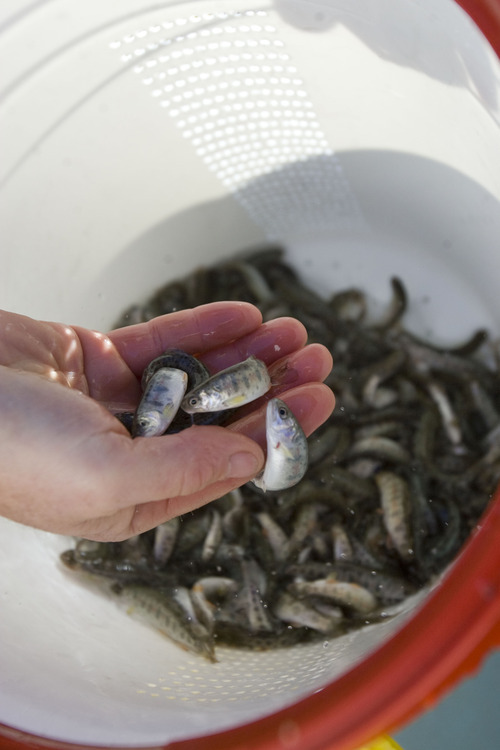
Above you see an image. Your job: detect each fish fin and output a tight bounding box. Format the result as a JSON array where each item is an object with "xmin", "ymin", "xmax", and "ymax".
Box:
[
  {"xmin": 226, "ymin": 394, "xmax": 249, "ymax": 407},
  {"xmin": 162, "ymin": 401, "xmax": 174, "ymax": 415},
  {"xmin": 250, "ymin": 473, "xmax": 266, "ymax": 492},
  {"xmin": 275, "ymin": 441, "xmax": 295, "ymax": 459}
]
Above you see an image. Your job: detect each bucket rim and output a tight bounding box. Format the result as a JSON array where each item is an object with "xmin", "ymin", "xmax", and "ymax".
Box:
[{"xmin": 2, "ymin": 1, "xmax": 500, "ymax": 749}]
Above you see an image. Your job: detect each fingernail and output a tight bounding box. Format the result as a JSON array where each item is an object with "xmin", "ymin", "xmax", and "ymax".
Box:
[{"xmin": 228, "ymin": 451, "xmax": 262, "ymax": 478}]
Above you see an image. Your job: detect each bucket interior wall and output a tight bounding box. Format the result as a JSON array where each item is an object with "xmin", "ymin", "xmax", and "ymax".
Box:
[{"xmin": 1, "ymin": 0, "xmax": 500, "ymax": 747}]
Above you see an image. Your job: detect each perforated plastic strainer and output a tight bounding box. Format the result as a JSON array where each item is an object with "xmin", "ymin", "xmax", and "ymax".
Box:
[{"xmin": 1, "ymin": 1, "xmax": 500, "ymax": 749}]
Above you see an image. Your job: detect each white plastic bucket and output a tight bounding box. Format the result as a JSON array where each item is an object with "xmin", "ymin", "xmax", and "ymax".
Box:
[{"xmin": 1, "ymin": 1, "xmax": 500, "ymax": 749}]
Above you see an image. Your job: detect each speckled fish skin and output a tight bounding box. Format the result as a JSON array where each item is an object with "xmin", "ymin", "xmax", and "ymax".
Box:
[
  {"xmin": 114, "ymin": 583, "xmax": 216, "ymax": 662},
  {"xmin": 181, "ymin": 355, "xmax": 271, "ymax": 413},
  {"xmin": 375, "ymin": 470, "xmax": 414, "ymax": 561},
  {"xmin": 252, "ymin": 398, "xmax": 308, "ymax": 492},
  {"xmin": 132, "ymin": 367, "xmax": 188, "ymax": 437}
]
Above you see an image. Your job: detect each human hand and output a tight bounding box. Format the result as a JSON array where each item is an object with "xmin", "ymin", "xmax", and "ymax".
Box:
[{"xmin": 0, "ymin": 303, "xmax": 334, "ymax": 541}]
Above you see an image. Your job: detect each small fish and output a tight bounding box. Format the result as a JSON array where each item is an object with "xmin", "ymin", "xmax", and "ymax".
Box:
[
  {"xmin": 273, "ymin": 592, "xmax": 342, "ymax": 634},
  {"xmin": 289, "ymin": 578, "xmax": 378, "ymax": 615},
  {"xmin": 329, "ymin": 288, "xmax": 367, "ymax": 322},
  {"xmin": 362, "ymin": 349, "xmax": 406, "ymax": 407},
  {"xmin": 375, "ymin": 471, "xmax": 414, "ymax": 561},
  {"xmin": 252, "ymin": 398, "xmax": 308, "ymax": 492},
  {"xmin": 201, "ymin": 510, "xmax": 222, "ymax": 562},
  {"xmin": 425, "ymin": 380, "xmax": 463, "ymax": 448},
  {"xmin": 61, "ymin": 548, "xmax": 173, "ymax": 587},
  {"xmin": 331, "ymin": 561, "xmax": 416, "ymax": 605},
  {"xmin": 312, "ymin": 465, "xmax": 376, "ymax": 500},
  {"xmin": 181, "ymin": 356, "xmax": 271, "ymax": 413},
  {"xmin": 256, "ymin": 512, "xmax": 289, "ymax": 562},
  {"xmin": 189, "ymin": 587, "xmax": 216, "ymax": 636},
  {"xmin": 287, "ymin": 504, "xmax": 318, "ymax": 557},
  {"xmin": 237, "ymin": 558, "xmax": 274, "ymax": 633},
  {"xmin": 153, "ymin": 518, "xmax": 180, "ymax": 566},
  {"xmin": 132, "ymin": 367, "xmax": 188, "ymax": 437},
  {"xmin": 370, "ymin": 276, "xmax": 408, "ymax": 330},
  {"xmin": 222, "ymin": 260, "xmax": 275, "ymax": 305},
  {"xmin": 347, "ymin": 436, "xmax": 411, "ymax": 465},
  {"xmin": 192, "ymin": 576, "xmax": 239, "ymax": 600},
  {"xmin": 331, "ymin": 523, "xmax": 353, "ymax": 561},
  {"xmin": 118, "ymin": 583, "xmax": 216, "ymax": 662},
  {"xmin": 66, "ymin": 551, "xmax": 216, "ymax": 662},
  {"xmin": 308, "ymin": 424, "xmax": 350, "ymax": 465}
]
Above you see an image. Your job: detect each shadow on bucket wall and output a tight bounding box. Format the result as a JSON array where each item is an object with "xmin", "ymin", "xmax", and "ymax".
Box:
[
  {"xmin": 272, "ymin": 0, "xmax": 498, "ymax": 108},
  {"xmin": 92, "ymin": 150, "xmax": 500, "ymax": 344}
]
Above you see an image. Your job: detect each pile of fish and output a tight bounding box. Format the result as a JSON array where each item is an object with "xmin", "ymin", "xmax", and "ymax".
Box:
[
  {"xmin": 126, "ymin": 349, "xmax": 270, "ymax": 437},
  {"xmin": 61, "ymin": 247, "xmax": 500, "ymax": 661},
  {"xmin": 113, "ymin": 346, "xmax": 308, "ymax": 492}
]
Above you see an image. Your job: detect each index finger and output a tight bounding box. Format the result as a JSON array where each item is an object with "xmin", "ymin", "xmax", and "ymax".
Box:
[{"xmin": 109, "ymin": 301, "xmax": 262, "ymax": 376}]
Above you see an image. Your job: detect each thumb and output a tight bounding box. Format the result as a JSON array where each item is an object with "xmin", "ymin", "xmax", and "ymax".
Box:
[{"xmin": 110, "ymin": 425, "xmax": 264, "ymax": 506}]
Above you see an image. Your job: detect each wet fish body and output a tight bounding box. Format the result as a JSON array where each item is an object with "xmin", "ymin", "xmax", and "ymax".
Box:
[
  {"xmin": 116, "ymin": 583, "xmax": 216, "ymax": 662},
  {"xmin": 289, "ymin": 578, "xmax": 378, "ymax": 615},
  {"xmin": 375, "ymin": 471, "xmax": 414, "ymax": 562},
  {"xmin": 252, "ymin": 398, "xmax": 308, "ymax": 492},
  {"xmin": 132, "ymin": 367, "xmax": 188, "ymax": 437},
  {"xmin": 153, "ymin": 518, "xmax": 180, "ymax": 566},
  {"xmin": 181, "ymin": 356, "xmax": 271, "ymax": 413},
  {"xmin": 273, "ymin": 592, "xmax": 341, "ymax": 634}
]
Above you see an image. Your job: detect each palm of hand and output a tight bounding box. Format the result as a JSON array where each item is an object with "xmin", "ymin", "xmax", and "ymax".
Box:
[
  {"xmin": 0, "ymin": 305, "xmax": 334, "ymax": 540},
  {"xmin": 0, "ymin": 310, "xmax": 140, "ymax": 407}
]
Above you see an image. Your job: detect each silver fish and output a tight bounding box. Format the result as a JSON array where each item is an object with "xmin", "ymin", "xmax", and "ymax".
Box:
[
  {"xmin": 60, "ymin": 555, "xmax": 216, "ymax": 661},
  {"xmin": 425, "ymin": 380, "xmax": 463, "ymax": 448},
  {"xmin": 153, "ymin": 518, "xmax": 180, "ymax": 566},
  {"xmin": 252, "ymin": 398, "xmax": 308, "ymax": 492},
  {"xmin": 256, "ymin": 512, "xmax": 289, "ymax": 562},
  {"xmin": 214, "ymin": 558, "xmax": 273, "ymax": 634},
  {"xmin": 347, "ymin": 436, "xmax": 411, "ymax": 464},
  {"xmin": 238, "ymin": 558, "xmax": 274, "ymax": 633},
  {"xmin": 192, "ymin": 576, "xmax": 238, "ymax": 600},
  {"xmin": 273, "ymin": 592, "xmax": 341, "ymax": 634},
  {"xmin": 181, "ymin": 356, "xmax": 271, "ymax": 413},
  {"xmin": 189, "ymin": 587, "xmax": 216, "ymax": 636},
  {"xmin": 289, "ymin": 578, "xmax": 377, "ymax": 615},
  {"xmin": 287, "ymin": 504, "xmax": 318, "ymax": 557},
  {"xmin": 132, "ymin": 367, "xmax": 188, "ymax": 437},
  {"xmin": 331, "ymin": 523, "xmax": 353, "ymax": 561},
  {"xmin": 201, "ymin": 510, "xmax": 222, "ymax": 562},
  {"xmin": 120, "ymin": 584, "xmax": 216, "ymax": 661}
]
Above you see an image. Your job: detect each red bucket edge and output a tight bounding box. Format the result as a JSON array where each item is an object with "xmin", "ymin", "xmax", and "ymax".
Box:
[{"xmin": 455, "ymin": 0, "xmax": 500, "ymax": 57}]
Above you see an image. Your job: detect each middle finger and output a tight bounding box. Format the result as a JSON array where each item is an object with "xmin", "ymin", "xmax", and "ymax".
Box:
[{"xmin": 200, "ymin": 316, "xmax": 308, "ymax": 372}]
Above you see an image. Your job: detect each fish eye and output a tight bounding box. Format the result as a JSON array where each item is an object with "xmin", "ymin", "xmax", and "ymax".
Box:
[
  {"xmin": 189, "ymin": 397, "xmax": 198, "ymax": 406},
  {"xmin": 278, "ymin": 406, "xmax": 288, "ymax": 418}
]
